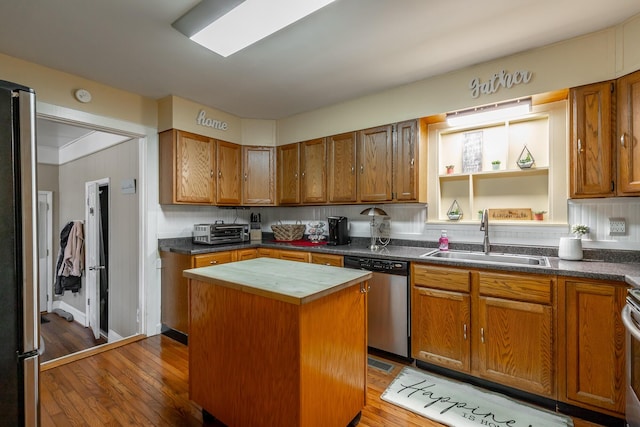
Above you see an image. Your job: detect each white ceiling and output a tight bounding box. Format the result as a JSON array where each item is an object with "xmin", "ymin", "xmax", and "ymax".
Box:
[{"xmin": 1, "ymin": 0, "xmax": 640, "ymax": 123}]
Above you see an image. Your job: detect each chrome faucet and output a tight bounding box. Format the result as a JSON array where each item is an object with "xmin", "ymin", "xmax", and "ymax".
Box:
[{"xmin": 480, "ymin": 209, "xmax": 490, "ymax": 254}]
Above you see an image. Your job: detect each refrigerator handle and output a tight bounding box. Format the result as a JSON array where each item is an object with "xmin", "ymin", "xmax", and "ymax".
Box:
[{"xmin": 18, "ymin": 89, "xmax": 39, "ymax": 354}]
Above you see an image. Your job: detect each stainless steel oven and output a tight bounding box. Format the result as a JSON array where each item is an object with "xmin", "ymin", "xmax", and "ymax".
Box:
[{"xmin": 622, "ymin": 289, "xmax": 640, "ymax": 426}]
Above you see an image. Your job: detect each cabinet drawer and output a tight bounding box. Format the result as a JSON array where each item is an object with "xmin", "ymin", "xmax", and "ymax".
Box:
[
  {"xmin": 278, "ymin": 250, "xmax": 310, "ymax": 263},
  {"xmin": 310, "ymin": 253, "xmax": 343, "ymax": 267},
  {"xmin": 235, "ymin": 248, "xmax": 257, "ymax": 261},
  {"xmin": 412, "ymin": 264, "xmax": 470, "ymax": 292},
  {"xmin": 193, "ymin": 251, "xmax": 235, "ymax": 268},
  {"xmin": 478, "ymin": 272, "xmax": 553, "ymax": 304}
]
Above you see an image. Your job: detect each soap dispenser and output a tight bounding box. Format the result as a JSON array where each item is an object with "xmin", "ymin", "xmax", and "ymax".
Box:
[{"xmin": 438, "ymin": 230, "xmax": 449, "ymax": 251}]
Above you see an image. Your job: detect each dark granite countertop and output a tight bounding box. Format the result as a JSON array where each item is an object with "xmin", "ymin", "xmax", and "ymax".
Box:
[{"xmin": 158, "ymin": 236, "xmax": 640, "ymax": 285}]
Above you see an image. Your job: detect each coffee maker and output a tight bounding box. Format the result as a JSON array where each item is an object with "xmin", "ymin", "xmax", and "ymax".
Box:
[{"xmin": 327, "ymin": 216, "xmax": 350, "ymax": 245}]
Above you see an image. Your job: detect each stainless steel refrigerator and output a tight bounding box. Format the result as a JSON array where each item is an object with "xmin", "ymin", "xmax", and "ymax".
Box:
[{"xmin": 0, "ymin": 80, "xmax": 40, "ymax": 426}]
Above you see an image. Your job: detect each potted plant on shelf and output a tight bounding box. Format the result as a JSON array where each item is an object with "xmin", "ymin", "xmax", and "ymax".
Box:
[
  {"xmin": 491, "ymin": 160, "xmax": 501, "ymax": 170},
  {"xmin": 533, "ymin": 210, "xmax": 546, "ymax": 221},
  {"xmin": 445, "ymin": 165, "xmax": 455, "ymax": 174}
]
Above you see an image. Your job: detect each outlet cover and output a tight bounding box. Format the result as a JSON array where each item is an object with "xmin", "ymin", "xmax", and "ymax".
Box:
[{"xmin": 609, "ymin": 217, "xmax": 626, "ymax": 236}]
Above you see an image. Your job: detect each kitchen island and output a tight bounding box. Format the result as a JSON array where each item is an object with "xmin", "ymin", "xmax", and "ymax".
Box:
[{"xmin": 183, "ymin": 258, "xmax": 372, "ymax": 427}]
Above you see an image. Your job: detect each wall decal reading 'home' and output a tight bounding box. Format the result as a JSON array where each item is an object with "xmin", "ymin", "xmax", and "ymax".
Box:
[{"xmin": 196, "ymin": 110, "xmax": 228, "ymax": 131}]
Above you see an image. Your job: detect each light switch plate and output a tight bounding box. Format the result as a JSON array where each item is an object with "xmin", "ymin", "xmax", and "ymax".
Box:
[{"xmin": 609, "ymin": 217, "xmax": 626, "ymax": 236}]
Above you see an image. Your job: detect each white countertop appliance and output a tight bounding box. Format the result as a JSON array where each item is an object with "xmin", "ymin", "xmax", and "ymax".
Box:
[{"xmin": 192, "ymin": 222, "xmax": 249, "ymax": 245}]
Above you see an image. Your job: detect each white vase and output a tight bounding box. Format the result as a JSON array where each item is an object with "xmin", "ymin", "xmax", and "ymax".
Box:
[{"xmin": 558, "ymin": 237, "xmax": 583, "ymax": 260}]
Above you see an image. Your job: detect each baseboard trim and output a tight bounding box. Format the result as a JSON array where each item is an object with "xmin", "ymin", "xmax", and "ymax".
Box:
[
  {"xmin": 51, "ymin": 300, "xmax": 86, "ymax": 325},
  {"xmin": 161, "ymin": 324, "xmax": 188, "ymax": 345},
  {"xmin": 40, "ymin": 333, "xmax": 146, "ymax": 371}
]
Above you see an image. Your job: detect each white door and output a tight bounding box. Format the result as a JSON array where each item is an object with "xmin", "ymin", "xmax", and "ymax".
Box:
[
  {"xmin": 37, "ymin": 191, "xmax": 53, "ymax": 313},
  {"xmin": 85, "ymin": 179, "xmax": 107, "ymax": 340}
]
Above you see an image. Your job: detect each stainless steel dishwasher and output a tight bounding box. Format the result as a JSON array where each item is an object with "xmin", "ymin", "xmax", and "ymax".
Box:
[{"xmin": 344, "ymin": 256, "xmax": 410, "ymax": 358}]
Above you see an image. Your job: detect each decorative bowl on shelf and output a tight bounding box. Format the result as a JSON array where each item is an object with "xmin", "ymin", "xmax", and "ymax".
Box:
[
  {"xmin": 447, "ymin": 213, "xmax": 462, "ymax": 221},
  {"xmin": 516, "ymin": 145, "xmax": 535, "ymax": 169},
  {"xmin": 517, "ymin": 160, "xmax": 534, "ymax": 169}
]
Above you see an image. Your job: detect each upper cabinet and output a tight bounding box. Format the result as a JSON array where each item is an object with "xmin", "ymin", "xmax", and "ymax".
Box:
[
  {"xmin": 394, "ymin": 120, "xmax": 419, "ymax": 202},
  {"xmin": 617, "ymin": 70, "xmax": 640, "ymax": 195},
  {"xmin": 159, "ymin": 129, "xmax": 248, "ymax": 206},
  {"xmin": 357, "ymin": 124, "xmax": 393, "ymax": 202},
  {"xmin": 300, "ymin": 138, "xmax": 327, "ymax": 204},
  {"xmin": 569, "ymin": 81, "xmax": 615, "ymax": 198},
  {"xmin": 569, "ymin": 69, "xmax": 640, "ymax": 198},
  {"xmin": 327, "ymin": 132, "xmax": 357, "ymax": 203},
  {"xmin": 159, "ymin": 129, "xmax": 216, "ymax": 205},
  {"xmin": 277, "ymin": 142, "xmax": 301, "ymax": 205},
  {"xmin": 242, "ymin": 146, "xmax": 275, "ymax": 205},
  {"xmin": 216, "ymin": 140, "xmax": 242, "ymax": 205}
]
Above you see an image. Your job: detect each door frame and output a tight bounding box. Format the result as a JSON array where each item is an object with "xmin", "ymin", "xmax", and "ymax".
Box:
[
  {"xmin": 36, "ymin": 101, "xmax": 157, "ymax": 337},
  {"xmin": 38, "ymin": 190, "xmax": 53, "ymax": 313}
]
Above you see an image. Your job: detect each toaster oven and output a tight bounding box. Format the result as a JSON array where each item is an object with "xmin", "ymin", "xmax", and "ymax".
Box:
[{"xmin": 193, "ymin": 222, "xmax": 249, "ymax": 245}]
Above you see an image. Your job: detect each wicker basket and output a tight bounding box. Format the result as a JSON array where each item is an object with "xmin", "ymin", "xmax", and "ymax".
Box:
[{"xmin": 271, "ymin": 222, "xmax": 306, "ymax": 241}]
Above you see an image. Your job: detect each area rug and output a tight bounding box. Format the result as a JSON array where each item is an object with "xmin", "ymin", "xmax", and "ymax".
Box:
[{"xmin": 381, "ymin": 367, "xmax": 573, "ymax": 427}]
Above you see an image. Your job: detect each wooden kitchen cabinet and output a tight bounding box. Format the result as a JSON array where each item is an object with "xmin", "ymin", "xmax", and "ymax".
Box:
[
  {"xmin": 570, "ymin": 81, "xmax": 615, "ymax": 198},
  {"xmin": 160, "ymin": 250, "xmax": 236, "ymax": 335},
  {"xmin": 412, "ymin": 264, "xmax": 471, "ymax": 373},
  {"xmin": 617, "ymin": 69, "xmax": 640, "ymax": 195},
  {"xmin": 327, "ymin": 132, "xmax": 357, "ymax": 203},
  {"xmin": 477, "ymin": 271, "xmax": 555, "ymax": 397},
  {"xmin": 242, "ymin": 146, "xmax": 275, "ymax": 205},
  {"xmin": 277, "ymin": 143, "xmax": 300, "ymax": 204},
  {"xmin": 357, "ymin": 124, "xmax": 393, "ymax": 202},
  {"xmin": 310, "ymin": 253, "xmax": 343, "ymax": 267},
  {"xmin": 235, "ymin": 248, "xmax": 258, "ymax": 261},
  {"xmin": 300, "ymin": 138, "xmax": 327, "ymax": 204},
  {"xmin": 277, "ymin": 249, "xmax": 310, "ymax": 263},
  {"xmin": 558, "ymin": 277, "xmax": 626, "ymax": 415},
  {"xmin": 412, "ymin": 264, "xmax": 555, "ymax": 398},
  {"xmin": 215, "ymin": 140, "xmax": 242, "ymax": 205},
  {"xmin": 394, "ymin": 120, "xmax": 418, "ymax": 201},
  {"xmin": 159, "ymin": 129, "xmax": 216, "ymax": 204}
]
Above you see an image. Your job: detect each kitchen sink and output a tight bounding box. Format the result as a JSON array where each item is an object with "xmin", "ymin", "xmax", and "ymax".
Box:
[{"xmin": 420, "ymin": 249, "xmax": 550, "ymax": 267}]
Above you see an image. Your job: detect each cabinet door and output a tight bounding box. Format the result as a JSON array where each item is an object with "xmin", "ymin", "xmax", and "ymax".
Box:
[
  {"xmin": 564, "ymin": 279, "xmax": 626, "ymax": 413},
  {"xmin": 160, "ymin": 129, "xmax": 216, "ymax": 204},
  {"xmin": 300, "ymin": 138, "xmax": 327, "ymax": 204},
  {"xmin": 235, "ymin": 248, "xmax": 257, "ymax": 261},
  {"xmin": 277, "ymin": 143, "xmax": 300, "ymax": 204},
  {"xmin": 358, "ymin": 125, "xmax": 393, "ymax": 202},
  {"xmin": 570, "ymin": 82, "xmax": 615, "ymax": 197},
  {"xmin": 617, "ymin": 70, "xmax": 640, "ymax": 195},
  {"xmin": 394, "ymin": 120, "xmax": 418, "ymax": 201},
  {"xmin": 412, "ymin": 286, "xmax": 471, "ymax": 372},
  {"xmin": 327, "ymin": 132, "xmax": 357, "ymax": 203},
  {"xmin": 277, "ymin": 250, "xmax": 310, "ymax": 263},
  {"xmin": 243, "ymin": 146, "xmax": 275, "ymax": 205},
  {"xmin": 216, "ymin": 140, "xmax": 242, "ymax": 205},
  {"xmin": 477, "ymin": 296, "xmax": 553, "ymax": 396}
]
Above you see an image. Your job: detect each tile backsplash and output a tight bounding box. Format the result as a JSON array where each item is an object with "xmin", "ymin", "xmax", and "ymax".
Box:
[{"xmin": 157, "ymin": 198, "xmax": 640, "ymax": 251}]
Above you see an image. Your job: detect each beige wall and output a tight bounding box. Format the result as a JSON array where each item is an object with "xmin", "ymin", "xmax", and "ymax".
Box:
[
  {"xmin": 276, "ymin": 15, "xmax": 640, "ymax": 144},
  {"xmin": 37, "ymin": 164, "xmax": 60, "ymax": 251},
  {"xmin": 0, "ymin": 52, "xmax": 157, "ymax": 128}
]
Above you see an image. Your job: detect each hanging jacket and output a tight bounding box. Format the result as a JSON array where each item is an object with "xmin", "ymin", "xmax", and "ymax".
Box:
[{"xmin": 54, "ymin": 221, "xmax": 84, "ymax": 294}]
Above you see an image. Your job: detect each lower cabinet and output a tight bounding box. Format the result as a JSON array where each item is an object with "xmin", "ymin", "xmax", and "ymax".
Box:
[
  {"xmin": 558, "ymin": 277, "xmax": 627, "ymax": 416},
  {"xmin": 411, "ymin": 263, "xmax": 555, "ymax": 398},
  {"xmin": 310, "ymin": 253, "xmax": 344, "ymax": 267},
  {"xmin": 160, "ymin": 250, "xmax": 237, "ymax": 335}
]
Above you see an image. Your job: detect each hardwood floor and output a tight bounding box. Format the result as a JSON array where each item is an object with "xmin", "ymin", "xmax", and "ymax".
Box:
[
  {"xmin": 40, "ymin": 335, "xmax": 606, "ymax": 426},
  {"xmin": 40, "ymin": 311, "xmax": 107, "ymax": 363}
]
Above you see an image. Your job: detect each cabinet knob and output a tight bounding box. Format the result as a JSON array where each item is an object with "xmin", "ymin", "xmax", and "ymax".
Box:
[
  {"xmin": 360, "ymin": 165, "xmax": 364, "ymax": 174},
  {"xmin": 301, "ymin": 171, "xmax": 305, "ymax": 177},
  {"xmin": 410, "ymin": 158, "xmax": 415, "ymax": 167},
  {"xmin": 244, "ymin": 173, "xmax": 248, "ymax": 181},
  {"xmin": 210, "ymin": 170, "xmax": 214, "ymax": 178},
  {"xmin": 621, "ymin": 134, "xmax": 626, "ymax": 147},
  {"xmin": 480, "ymin": 327, "xmax": 485, "ymax": 343},
  {"xmin": 218, "ymin": 170, "xmax": 222, "ymax": 177},
  {"xmin": 463, "ymin": 323, "xmax": 467, "ymax": 340},
  {"xmin": 577, "ymin": 138, "xmax": 583, "ymax": 153},
  {"xmin": 210, "ymin": 260, "xmax": 217, "ymax": 265},
  {"xmin": 350, "ymin": 166, "xmax": 355, "ymax": 174}
]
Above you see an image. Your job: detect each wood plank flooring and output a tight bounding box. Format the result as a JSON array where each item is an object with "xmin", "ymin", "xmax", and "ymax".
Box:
[
  {"xmin": 40, "ymin": 335, "xmax": 605, "ymax": 426},
  {"xmin": 40, "ymin": 311, "xmax": 107, "ymax": 363}
]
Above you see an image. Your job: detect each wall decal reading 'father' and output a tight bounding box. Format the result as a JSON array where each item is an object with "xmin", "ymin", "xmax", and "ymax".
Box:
[{"xmin": 470, "ymin": 69, "xmax": 533, "ymax": 98}]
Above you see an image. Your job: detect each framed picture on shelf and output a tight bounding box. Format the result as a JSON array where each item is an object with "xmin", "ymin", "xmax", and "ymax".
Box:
[{"xmin": 462, "ymin": 130, "xmax": 483, "ymax": 173}]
